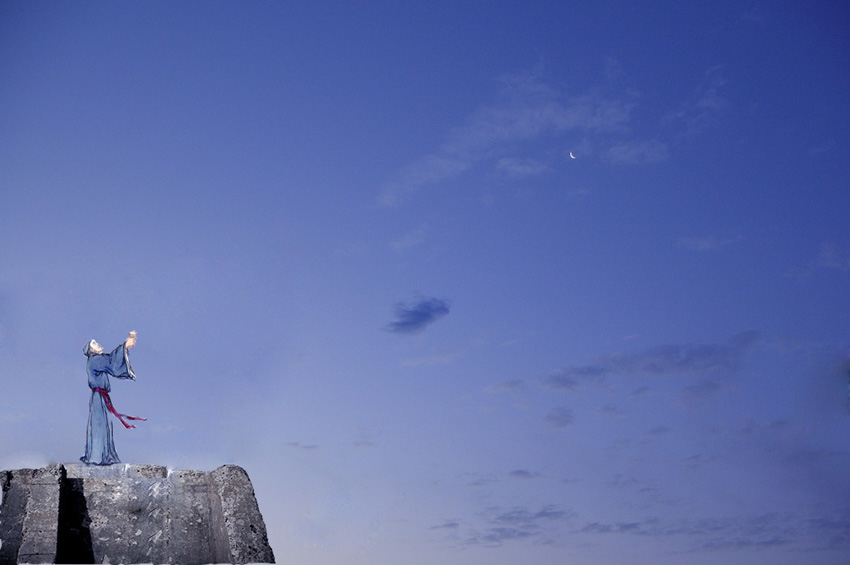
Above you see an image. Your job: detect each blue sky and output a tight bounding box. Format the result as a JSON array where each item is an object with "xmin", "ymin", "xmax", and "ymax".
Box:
[{"xmin": 1, "ymin": 2, "xmax": 849, "ymax": 563}]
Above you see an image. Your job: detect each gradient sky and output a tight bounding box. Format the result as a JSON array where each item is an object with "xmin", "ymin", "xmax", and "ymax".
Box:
[{"xmin": 2, "ymin": 2, "xmax": 849, "ymax": 563}]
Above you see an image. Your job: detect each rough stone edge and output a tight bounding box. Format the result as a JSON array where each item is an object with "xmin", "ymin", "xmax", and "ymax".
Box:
[{"xmin": 210, "ymin": 465, "xmax": 275, "ymax": 564}]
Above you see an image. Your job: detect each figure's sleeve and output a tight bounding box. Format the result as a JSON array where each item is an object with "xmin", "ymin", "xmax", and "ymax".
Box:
[{"xmin": 104, "ymin": 344, "xmax": 137, "ymax": 380}]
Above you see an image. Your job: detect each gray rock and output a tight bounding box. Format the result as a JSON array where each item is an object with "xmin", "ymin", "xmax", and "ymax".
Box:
[{"xmin": 0, "ymin": 463, "xmax": 275, "ymax": 564}]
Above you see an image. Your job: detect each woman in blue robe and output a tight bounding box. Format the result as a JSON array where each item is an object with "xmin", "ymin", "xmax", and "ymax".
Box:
[{"xmin": 80, "ymin": 332, "xmax": 144, "ymax": 465}]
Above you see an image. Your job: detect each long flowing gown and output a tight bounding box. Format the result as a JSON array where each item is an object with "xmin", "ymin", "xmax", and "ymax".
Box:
[{"xmin": 80, "ymin": 344, "xmax": 136, "ymax": 465}]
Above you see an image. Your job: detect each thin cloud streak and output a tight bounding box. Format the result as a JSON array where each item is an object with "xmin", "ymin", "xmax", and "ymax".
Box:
[
  {"xmin": 576, "ymin": 511, "xmax": 850, "ymax": 554},
  {"xmin": 540, "ymin": 331, "xmax": 760, "ymax": 388},
  {"xmin": 457, "ymin": 504, "xmax": 574, "ymax": 547}
]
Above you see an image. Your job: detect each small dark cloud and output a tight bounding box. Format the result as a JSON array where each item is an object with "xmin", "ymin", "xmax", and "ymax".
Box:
[
  {"xmin": 682, "ymin": 379, "xmax": 721, "ymax": 399},
  {"xmin": 544, "ymin": 406, "xmax": 574, "ymax": 428},
  {"xmin": 385, "ymin": 297, "xmax": 451, "ymax": 335},
  {"xmin": 468, "ymin": 478, "xmax": 497, "ymax": 487},
  {"xmin": 769, "ymin": 419, "xmax": 790, "ymax": 431},
  {"xmin": 509, "ymin": 469, "xmax": 542, "ymax": 479},
  {"xmin": 682, "ymin": 453, "xmax": 715, "ymax": 469},
  {"xmin": 430, "ymin": 521, "xmax": 460, "ymax": 530},
  {"xmin": 540, "ymin": 372, "xmax": 580, "ymax": 390},
  {"xmin": 605, "ymin": 474, "xmax": 639, "ymax": 488},
  {"xmin": 597, "ymin": 404, "xmax": 625, "ymax": 417},
  {"xmin": 581, "ymin": 521, "xmax": 641, "ymax": 534},
  {"xmin": 648, "ymin": 425, "xmax": 672, "ymax": 436}
]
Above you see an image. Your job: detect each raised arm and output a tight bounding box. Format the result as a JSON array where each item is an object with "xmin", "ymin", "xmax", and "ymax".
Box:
[{"xmin": 104, "ymin": 332, "xmax": 137, "ymax": 380}]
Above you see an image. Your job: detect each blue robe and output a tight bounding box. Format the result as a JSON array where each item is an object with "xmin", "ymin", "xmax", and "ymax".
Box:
[{"xmin": 80, "ymin": 344, "xmax": 136, "ymax": 465}]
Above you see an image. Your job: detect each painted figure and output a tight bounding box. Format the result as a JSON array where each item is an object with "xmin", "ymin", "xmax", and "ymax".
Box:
[{"xmin": 80, "ymin": 330, "xmax": 146, "ymax": 465}]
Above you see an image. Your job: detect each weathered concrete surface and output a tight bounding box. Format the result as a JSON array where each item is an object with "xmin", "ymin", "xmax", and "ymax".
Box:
[
  {"xmin": 168, "ymin": 469, "xmax": 229, "ymax": 564},
  {"xmin": 18, "ymin": 464, "xmax": 63, "ymax": 564},
  {"xmin": 211, "ymin": 465, "xmax": 276, "ymax": 564},
  {"xmin": 0, "ymin": 463, "xmax": 274, "ymax": 564}
]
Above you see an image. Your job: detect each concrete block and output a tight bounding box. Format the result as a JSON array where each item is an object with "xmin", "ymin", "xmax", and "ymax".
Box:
[
  {"xmin": 211, "ymin": 465, "xmax": 276, "ymax": 564},
  {"xmin": 0, "ymin": 463, "xmax": 274, "ymax": 564},
  {"xmin": 18, "ymin": 464, "xmax": 63, "ymax": 564}
]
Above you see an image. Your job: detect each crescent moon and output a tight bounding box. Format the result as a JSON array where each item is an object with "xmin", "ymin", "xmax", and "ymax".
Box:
[{"xmin": 569, "ymin": 151, "xmax": 576, "ymax": 159}]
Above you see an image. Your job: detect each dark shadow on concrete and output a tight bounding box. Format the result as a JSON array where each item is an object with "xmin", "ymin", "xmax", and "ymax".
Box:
[{"xmin": 56, "ymin": 477, "xmax": 94, "ymax": 563}]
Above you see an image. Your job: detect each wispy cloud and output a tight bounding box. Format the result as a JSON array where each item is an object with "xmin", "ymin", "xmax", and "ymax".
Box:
[
  {"xmin": 460, "ymin": 504, "xmax": 574, "ymax": 546},
  {"xmin": 496, "ymin": 157, "xmax": 550, "ymax": 176},
  {"xmin": 390, "ymin": 224, "xmax": 429, "ymax": 253},
  {"xmin": 816, "ymin": 241, "xmax": 850, "ymax": 271},
  {"xmin": 607, "ymin": 139, "xmax": 669, "ymax": 164},
  {"xmin": 664, "ymin": 66, "xmax": 728, "ymax": 138},
  {"xmin": 540, "ymin": 331, "xmax": 760, "ymax": 387},
  {"xmin": 678, "ymin": 234, "xmax": 743, "ymax": 251},
  {"xmin": 682, "ymin": 378, "xmax": 722, "ymax": 400},
  {"xmin": 379, "ymin": 68, "xmax": 634, "ymax": 206},
  {"xmin": 576, "ymin": 511, "xmax": 850, "ymax": 554},
  {"xmin": 385, "ymin": 297, "xmax": 451, "ymax": 335},
  {"xmin": 380, "ymin": 63, "xmax": 731, "ymax": 205}
]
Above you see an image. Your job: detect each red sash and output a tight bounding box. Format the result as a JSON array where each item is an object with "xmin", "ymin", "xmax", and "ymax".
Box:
[{"xmin": 92, "ymin": 387, "xmax": 147, "ymax": 429}]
